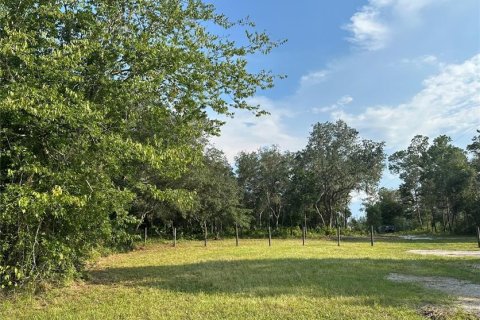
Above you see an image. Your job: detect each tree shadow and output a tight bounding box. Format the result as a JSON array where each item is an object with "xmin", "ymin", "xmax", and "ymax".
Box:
[{"xmin": 87, "ymin": 257, "xmax": 478, "ymax": 308}]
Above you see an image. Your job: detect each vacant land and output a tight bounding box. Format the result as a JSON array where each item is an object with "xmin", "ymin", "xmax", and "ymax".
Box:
[{"xmin": 1, "ymin": 238, "xmax": 479, "ymax": 320}]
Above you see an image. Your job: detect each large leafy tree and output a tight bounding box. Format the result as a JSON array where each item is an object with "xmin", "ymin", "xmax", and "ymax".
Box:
[
  {"xmin": 235, "ymin": 151, "xmax": 264, "ymax": 227},
  {"xmin": 423, "ymin": 136, "xmax": 475, "ymax": 232},
  {"xmin": 0, "ymin": 0, "xmax": 280, "ymax": 287},
  {"xmin": 466, "ymin": 130, "xmax": 480, "ymax": 227},
  {"xmin": 185, "ymin": 147, "xmax": 246, "ymax": 242},
  {"xmin": 388, "ymin": 135, "xmax": 430, "ymax": 228},
  {"xmin": 389, "ymin": 134, "xmax": 478, "ymax": 232},
  {"xmin": 235, "ymin": 146, "xmax": 292, "ymax": 229},
  {"xmin": 301, "ymin": 120, "xmax": 385, "ymax": 228},
  {"xmin": 258, "ymin": 146, "xmax": 292, "ymax": 229}
]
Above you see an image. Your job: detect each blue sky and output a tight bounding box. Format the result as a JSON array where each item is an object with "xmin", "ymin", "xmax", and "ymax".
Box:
[{"xmin": 209, "ymin": 0, "xmax": 480, "ymax": 215}]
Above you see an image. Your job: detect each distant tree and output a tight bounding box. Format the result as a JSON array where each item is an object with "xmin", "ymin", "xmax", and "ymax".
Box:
[
  {"xmin": 389, "ymin": 135, "xmax": 429, "ymax": 228},
  {"xmin": 467, "ymin": 130, "xmax": 480, "ymax": 174},
  {"xmin": 235, "ymin": 146, "xmax": 292, "ymax": 229},
  {"xmin": 284, "ymin": 152, "xmax": 318, "ymax": 229},
  {"xmin": 365, "ymin": 188, "xmax": 404, "ymax": 230},
  {"xmin": 301, "ymin": 120, "xmax": 385, "ymax": 228},
  {"xmin": 466, "ymin": 130, "xmax": 480, "ymax": 227},
  {"xmin": 377, "ymin": 188, "xmax": 404, "ymax": 225},
  {"xmin": 258, "ymin": 147, "xmax": 292, "ymax": 229},
  {"xmin": 236, "ymin": 151, "xmax": 266, "ymax": 228},
  {"xmin": 185, "ymin": 148, "xmax": 245, "ymax": 241},
  {"xmin": 349, "ymin": 216, "xmax": 367, "ymax": 232},
  {"xmin": 423, "ymin": 136, "xmax": 475, "ymax": 232}
]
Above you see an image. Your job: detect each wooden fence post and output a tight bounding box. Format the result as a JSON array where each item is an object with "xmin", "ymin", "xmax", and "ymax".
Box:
[
  {"xmin": 370, "ymin": 225, "xmax": 374, "ymax": 246},
  {"xmin": 235, "ymin": 223, "xmax": 239, "ymax": 247},
  {"xmin": 144, "ymin": 227, "xmax": 147, "ymax": 245},
  {"xmin": 268, "ymin": 226, "xmax": 272, "ymax": 247},
  {"xmin": 302, "ymin": 226, "xmax": 306, "ymax": 246},
  {"xmin": 476, "ymin": 226, "xmax": 480, "ymax": 248},
  {"xmin": 204, "ymin": 221, "xmax": 208, "ymax": 247},
  {"xmin": 173, "ymin": 227, "xmax": 176, "ymax": 247},
  {"xmin": 337, "ymin": 223, "xmax": 340, "ymax": 246}
]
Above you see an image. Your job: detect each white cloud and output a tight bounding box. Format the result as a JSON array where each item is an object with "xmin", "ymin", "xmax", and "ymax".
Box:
[
  {"xmin": 332, "ymin": 54, "xmax": 480, "ymax": 150},
  {"xmin": 392, "ymin": 0, "xmax": 438, "ymax": 16},
  {"xmin": 210, "ymin": 96, "xmax": 303, "ymax": 163},
  {"xmin": 401, "ymin": 55, "xmax": 444, "ymax": 68},
  {"xmin": 300, "ymin": 70, "xmax": 329, "ymax": 86},
  {"xmin": 345, "ymin": 0, "xmax": 438, "ymax": 51},
  {"xmin": 338, "ymin": 95, "xmax": 354, "ymax": 105},
  {"xmin": 345, "ymin": 5, "xmax": 390, "ymax": 51},
  {"xmin": 312, "ymin": 95, "xmax": 354, "ymax": 114}
]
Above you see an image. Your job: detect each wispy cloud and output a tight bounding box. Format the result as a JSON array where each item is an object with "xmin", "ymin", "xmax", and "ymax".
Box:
[
  {"xmin": 332, "ymin": 54, "xmax": 480, "ymax": 150},
  {"xmin": 300, "ymin": 70, "xmax": 329, "ymax": 87},
  {"xmin": 210, "ymin": 96, "xmax": 303, "ymax": 163},
  {"xmin": 312, "ymin": 95, "xmax": 353, "ymax": 114},
  {"xmin": 345, "ymin": 0, "xmax": 438, "ymax": 51},
  {"xmin": 400, "ymin": 55, "xmax": 444, "ymax": 68}
]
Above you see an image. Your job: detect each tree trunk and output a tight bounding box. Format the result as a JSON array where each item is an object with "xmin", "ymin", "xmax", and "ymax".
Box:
[{"xmin": 314, "ymin": 202, "xmax": 326, "ymax": 226}]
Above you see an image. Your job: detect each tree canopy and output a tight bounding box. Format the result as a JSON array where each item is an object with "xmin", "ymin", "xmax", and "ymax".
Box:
[{"xmin": 0, "ymin": 0, "xmax": 281, "ymax": 288}]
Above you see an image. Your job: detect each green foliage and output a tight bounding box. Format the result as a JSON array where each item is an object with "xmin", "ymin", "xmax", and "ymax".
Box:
[
  {"xmin": 184, "ymin": 147, "xmax": 245, "ymax": 231},
  {"xmin": 301, "ymin": 120, "xmax": 385, "ymax": 228},
  {"xmin": 0, "ymin": 0, "xmax": 280, "ymax": 288},
  {"xmin": 235, "ymin": 146, "xmax": 293, "ymax": 229},
  {"xmin": 388, "ymin": 134, "xmax": 479, "ymax": 234},
  {"xmin": 366, "ymin": 203, "xmax": 382, "ymax": 229}
]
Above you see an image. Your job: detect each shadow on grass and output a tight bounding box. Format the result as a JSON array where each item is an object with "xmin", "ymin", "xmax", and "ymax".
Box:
[{"xmin": 87, "ymin": 257, "xmax": 478, "ymax": 308}]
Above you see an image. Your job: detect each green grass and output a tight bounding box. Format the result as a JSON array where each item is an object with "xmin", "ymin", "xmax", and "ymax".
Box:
[{"xmin": 1, "ymin": 237, "xmax": 479, "ymax": 319}]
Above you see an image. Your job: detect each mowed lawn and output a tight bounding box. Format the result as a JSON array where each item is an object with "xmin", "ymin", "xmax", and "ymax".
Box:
[{"xmin": 1, "ymin": 238, "xmax": 479, "ymax": 320}]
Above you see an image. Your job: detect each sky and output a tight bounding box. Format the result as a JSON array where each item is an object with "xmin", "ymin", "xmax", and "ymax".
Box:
[{"xmin": 208, "ymin": 0, "xmax": 480, "ymax": 216}]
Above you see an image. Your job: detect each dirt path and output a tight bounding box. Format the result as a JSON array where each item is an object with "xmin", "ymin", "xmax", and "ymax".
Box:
[
  {"xmin": 387, "ymin": 273, "xmax": 480, "ymax": 317},
  {"xmin": 399, "ymin": 235, "xmax": 434, "ymax": 240},
  {"xmin": 408, "ymin": 249, "xmax": 480, "ymax": 257}
]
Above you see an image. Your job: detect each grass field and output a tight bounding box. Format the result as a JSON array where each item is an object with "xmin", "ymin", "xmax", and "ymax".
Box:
[{"xmin": 1, "ymin": 237, "xmax": 479, "ymax": 319}]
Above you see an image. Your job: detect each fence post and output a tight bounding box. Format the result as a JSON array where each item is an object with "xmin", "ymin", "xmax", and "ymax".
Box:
[
  {"xmin": 337, "ymin": 222, "xmax": 340, "ymax": 246},
  {"xmin": 204, "ymin": 221, "xmax": 207, "ymax": 247},
  {"xmin": 370, "ymin": 225, "xmax": 374, "ymax": 246},
  {"xmin": 173, "ymin": 227, "xmax": 176, "ymax": 247},
  {"xmin": 268, "ymin": 226, "xmax": 272, "ymax": 247},
  {"xmin": 476, "ymin": 226, "xmax": 480, "ymax": 248},
  {"xmin": 302, "ymin": 226, "xmax": 306, "ymax": 246},
  {"xmin": 235, "ymin": 223, "xmax": 239, "ymax": 247},
  {"xmin": 144, "ymin": 227, "xmax": 147, "ymax": 245}
]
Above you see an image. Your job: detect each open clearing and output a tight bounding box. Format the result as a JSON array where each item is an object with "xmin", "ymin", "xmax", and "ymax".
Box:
[{"xmin": 1, "ymin": 238, "xmax": 479, "ymax": 320}]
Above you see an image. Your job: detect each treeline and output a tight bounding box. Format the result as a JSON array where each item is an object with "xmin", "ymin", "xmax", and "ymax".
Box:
[
  {"xmin": 172, "ymin": 128, "xmax": 479, "ymax": 240},
  {"xmin": 147, "ymin": 120, "xmax": 385, "ymax": 240},
  {"xmin": 234, "ymin": 120, "xmax": 384, "ymax": 231},
  {"xmin": 366, "ymin": 133, "xmax": 480, "ymax": 234}
]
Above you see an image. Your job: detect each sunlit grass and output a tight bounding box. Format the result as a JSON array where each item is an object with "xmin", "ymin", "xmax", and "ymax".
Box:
[{"xmin": 1, "ymin": 237, "xmax": 479, "ymax": 319}]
